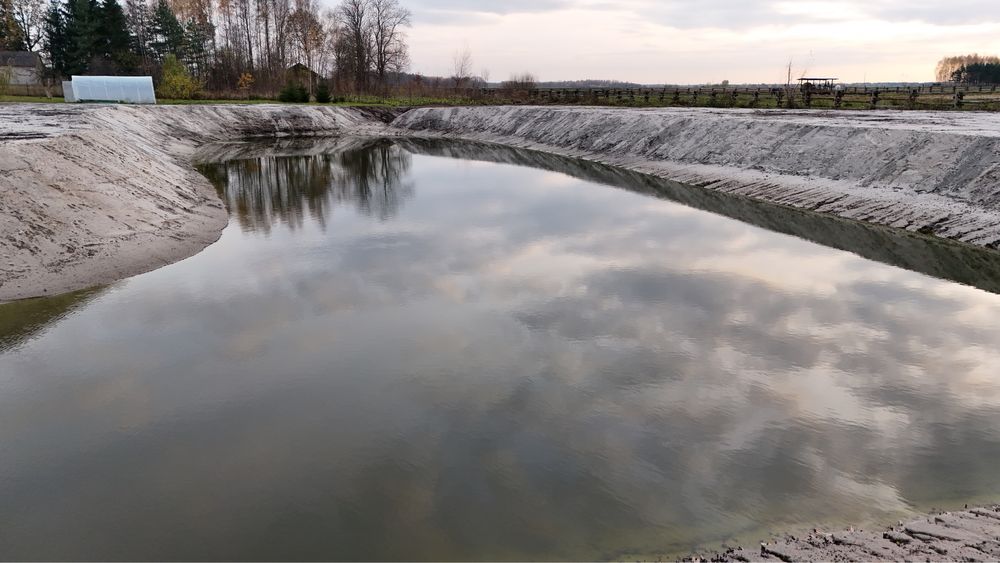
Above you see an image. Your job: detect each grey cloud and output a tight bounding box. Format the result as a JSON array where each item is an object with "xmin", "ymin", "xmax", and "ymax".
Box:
[
  {"xmin": 407, "ymin": 0, "xmax": 571, "ymax": 13},
  {"xmin": 407, "ymin": 0, "xmax": 1000, "ymax": 28},
  {"xmin": 868, "ymin": 0, "xmax": 1000, "ymax": 24},
  {"xmin": 406, "ymin": 0, "xmax": 572, "ymax": 23}
]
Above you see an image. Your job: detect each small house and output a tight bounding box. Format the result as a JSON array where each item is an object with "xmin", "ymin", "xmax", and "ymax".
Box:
[
  {"xmin": 0, "ymin": 51, "xmax": 42, "ymax": 86},
  {"xmin": 287, "ymin": 63, "xmax": 320, "ymax": 92}
]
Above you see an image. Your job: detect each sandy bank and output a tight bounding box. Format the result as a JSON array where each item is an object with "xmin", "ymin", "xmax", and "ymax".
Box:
[
  {"xmin": 391, "ymin": 106, "xmax": 1000, "ymax": 249},
  {"xmin": 691, "ymin": 504, "xmax": 1000, "ymax": 562},
  {"xmin": 7, "ymin": 104, "xmax": 1000, "ymax": 302},
  {"xmin": 0, "ymin": 104, "xmax": 393, "ymax": 302}
]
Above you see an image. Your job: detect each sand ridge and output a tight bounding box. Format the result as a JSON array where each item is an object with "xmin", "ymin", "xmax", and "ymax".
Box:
[
  {"xmin": 0, "ymin": 104, "xmax": 394, "ymax": 302},
  {"xmin": 391, "ymin": 106, "xmax": 1000, "ymax": 249}
]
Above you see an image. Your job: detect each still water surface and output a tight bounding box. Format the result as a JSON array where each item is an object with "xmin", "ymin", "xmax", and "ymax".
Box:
[{"xmin": 3, "ymin": 138, "xmax": 1000, "ymax": 560}]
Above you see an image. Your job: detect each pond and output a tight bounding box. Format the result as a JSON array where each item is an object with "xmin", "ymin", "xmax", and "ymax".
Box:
[{"xmin": 3, "ymin": 137, "xmax": 1000, "ymax": 560}]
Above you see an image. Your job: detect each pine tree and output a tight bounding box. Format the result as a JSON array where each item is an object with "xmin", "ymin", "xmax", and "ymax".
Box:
[
  {"xmin": 62, "ymin": 0, "xmax": 99, "ymax": 75},
  {"xmin": 148, "ymin": 0, "xmax": 182, "ymax": 61},
  {"xmin": 42, "ymin": 0, "xmax": 67, "ymax": 76},
  {"xmin": 0, "ymin": 0, "xmax": 26, "ymax": 50},
  {"xmin": 315, "ymin": 80, "xmax": 330, "ymax": 103},
  {"xmin": 97, "ymin": 0, "xmax": 133, "ymax": 71},
  {"xmin": 183, "ymin": 18, "xmax": 211, "ymax": 76}
]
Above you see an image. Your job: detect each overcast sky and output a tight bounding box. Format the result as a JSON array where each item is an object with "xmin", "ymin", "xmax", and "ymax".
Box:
[{"xmin": 400, "ymin": 0, "xmax": 1000, "ymax": 84}]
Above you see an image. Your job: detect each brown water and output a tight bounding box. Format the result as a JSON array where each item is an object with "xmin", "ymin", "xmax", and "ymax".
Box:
[{"xmin": 2, "ymin": 138, "xmax": 1000, "ymax": 560}]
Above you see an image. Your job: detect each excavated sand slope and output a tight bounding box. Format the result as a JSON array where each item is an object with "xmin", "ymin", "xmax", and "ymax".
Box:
[
  {"xmin": 696, "ymin": 505, "xmax": 1000, "ymax": 562},
  {"xmin": 0, "ymin": 104, "xmax": 391, "ymax": 302},
  {"xmin": 6, "ymin": 104, "xmax": 1000, "ymax": 303},
  {"xmin": 392, "ymin": 106, "xmax": 1000, "ymax": 248}
]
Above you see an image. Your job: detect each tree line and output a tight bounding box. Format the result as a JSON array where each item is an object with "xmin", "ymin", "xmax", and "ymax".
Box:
[
  {"xmin": 951, "ymin": 62, "xmax": 1000, "ymax": 84},
  {"xmin": 935, "ymin": 54, "xmax": 1000, "ymax": 83},
  {"xmin": 2, "ymin": 0, "xmax": 412, "ymax": 97}
]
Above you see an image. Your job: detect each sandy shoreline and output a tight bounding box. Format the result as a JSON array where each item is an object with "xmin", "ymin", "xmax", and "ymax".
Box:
[
  {"xmin": 0, "ymin": 104, "xmax": 394, "ymax": 302},
  {"xmin": 688, "ymin": 504, "xmax": 1000, "ymax": 561},
  {"xmin": 391, "ymin": 106, "xmax": 1000, "ymax": 249},
  {"xmin": 7, "ymin": 104, "xmax": 1000, "ymax": 302}
]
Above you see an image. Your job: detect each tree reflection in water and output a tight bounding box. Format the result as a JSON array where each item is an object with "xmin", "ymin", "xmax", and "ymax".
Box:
[
  {"xmin": 0, "ymin": 287, "xmax": 106, "ymax": 353},
  {"xmin": 201, "ymin": 139, "xmax": 414, "ymax": 233}
]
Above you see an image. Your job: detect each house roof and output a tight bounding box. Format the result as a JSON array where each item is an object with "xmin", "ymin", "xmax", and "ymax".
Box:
[
  {"xmin": 0, "ymin": 51, "xmax": 42, "ymax": 68},
  {"xmin": 287, "ymin": 63, "xmax": 319, "ymax": 76}
]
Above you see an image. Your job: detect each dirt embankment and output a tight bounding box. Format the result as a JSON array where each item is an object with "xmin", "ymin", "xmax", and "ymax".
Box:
[
  {"xmin": 691, "ymin": 505, "xmax": 1000, "ymax": 562},
  {"xmin": 0, "ymin": 104, "xmax": 395, "ymax": 302},
  {"xmin": 7, "ymin": 104, "xmax": 1000, "ymax": 302},
  {"xmin": 391, "ymin": 106, "xmax": 1000, "ymax": 249}
]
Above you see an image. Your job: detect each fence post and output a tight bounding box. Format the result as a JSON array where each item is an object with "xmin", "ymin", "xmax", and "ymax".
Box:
[
  {"xmin": 869, "ymin": 90, "xmax": 879, "ymax": 109},
  {"xmin": 954, "ymin": 90, "xmax": 964, "ymax": 109},
  {"xmin": 908, "ymin": 89, "xmax": 918, "ymax": 109}
]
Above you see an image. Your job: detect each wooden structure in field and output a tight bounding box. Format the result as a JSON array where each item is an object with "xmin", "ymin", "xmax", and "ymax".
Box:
[
  {"xmin": 797, "ymin": 77, "xmax": 839, "ymax": 93},
  {"xmin": 462, "ymin": 82, "xmax": 1000, "ymax": 111}
]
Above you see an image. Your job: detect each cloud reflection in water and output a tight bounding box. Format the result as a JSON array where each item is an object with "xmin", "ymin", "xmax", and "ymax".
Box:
[{"xmin": 2, "ymin": 139, "xmax": 1000, "ymax": 560}]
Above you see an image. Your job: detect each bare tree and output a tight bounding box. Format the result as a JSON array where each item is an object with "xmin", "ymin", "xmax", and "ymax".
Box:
[
  {"xmin": 27, "ymin": 0, "xmax": 411, "ymax": 98},
  {"xmin": 0, "ymin": 63, "xmax": 11, "ymax": 97},
  {"xmin": 369, "ymin": 0, "xmax": 408, "ymax": 87},
  {"xmin": 288, "ymin": 0, "xmax": 324, "ymax": 88},
  {"xmin": 261, "ymin": 0, "xmax": 293, "ymax": 86},
  {"xmin": 781, "ymin": 58, "xmax": 807, "ymax": 108},
  {"xmin": 231, "ymin": 0, "xmax": 258, "ymax": 71},
  {"xmin": 501, "ymin": 72, "xmax": 536, "ymax": 90},
  {"xmin": 337, "ymin": 0, "xmax": 371, "ymax": 91},
  {"xmin": 11, "ymin": 0, "xmax": 44, "ymax": 51},
  {"xmin": 935, "ymin": 54, "xmax": 1000, "ymax": 82},
  {"xmin": 451, "ymin": 45, "xmax": 471, "ymax": 88},
  {"xmin": 315, "ymin": 8, "xmax": 338, "ymax": 78}
]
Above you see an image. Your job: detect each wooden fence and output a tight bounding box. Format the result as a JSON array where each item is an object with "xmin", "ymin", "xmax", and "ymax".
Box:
[
  {"xmin": 3, "ymin": 83, "xmax": 63, "ymax": 97},
  {"xmin": 466, "ymin": 83, "xmax": 1000, "ymax": 110}
]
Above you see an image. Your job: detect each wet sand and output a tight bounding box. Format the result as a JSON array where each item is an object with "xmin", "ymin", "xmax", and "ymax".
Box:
[{"xmin": 688, "ymin": 505, "xmax": 1000, "ymax": 562}]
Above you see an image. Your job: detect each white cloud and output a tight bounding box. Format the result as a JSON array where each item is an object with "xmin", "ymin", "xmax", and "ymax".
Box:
[{"xmin": 402, "ymin": 0, "xmax": 1000, "ymax": 83}]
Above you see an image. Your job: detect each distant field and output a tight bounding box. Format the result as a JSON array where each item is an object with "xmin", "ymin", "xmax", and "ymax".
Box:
[
  {"xmin": 3, "ymin": 87, "xmax": 999, "ymax": 111},
  {"xmin": 499, "ymin": 84, "xmax": 1000, "ymax": 111},
  {"xmin": 0, "ymin": 96, "xmax": 64, "ymax": 103},
  {"xmin": 0, "ymin": 94, "xmax": 474, "ymax": 107}
]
